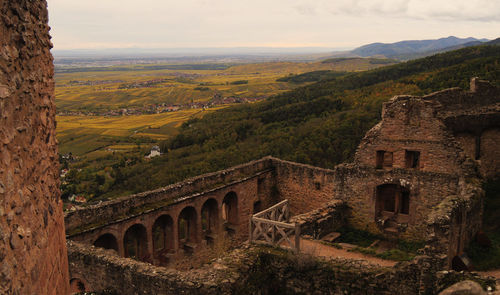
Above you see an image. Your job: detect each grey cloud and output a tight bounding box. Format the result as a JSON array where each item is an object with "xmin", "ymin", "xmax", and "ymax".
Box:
[
  {"xmin": 324, "ymin": 0, "xmax": 500, "ymax": 22},
  {"xmin": 294, "ymin": 4, "xmax": 317, "ymax": 16}
]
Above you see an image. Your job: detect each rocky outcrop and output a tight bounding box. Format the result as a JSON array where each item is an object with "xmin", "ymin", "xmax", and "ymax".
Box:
[{"xmin": 438, "ymin": 280, "xmax": 486, "ymax": 295}]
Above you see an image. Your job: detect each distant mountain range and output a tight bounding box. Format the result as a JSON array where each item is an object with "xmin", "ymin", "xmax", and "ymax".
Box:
[
  {"xmin": 347, "ymin": 36, "xmax": 489, "ymax": 60},
  {"xmin": 52, "ymin": 36, "xmax": 496, "ymax": 64}
]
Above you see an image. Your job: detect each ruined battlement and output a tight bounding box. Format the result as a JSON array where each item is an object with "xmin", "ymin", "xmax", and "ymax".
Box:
[{"xmin": 423, "ymin": 78, "xmax": 499, "ymax": 113}]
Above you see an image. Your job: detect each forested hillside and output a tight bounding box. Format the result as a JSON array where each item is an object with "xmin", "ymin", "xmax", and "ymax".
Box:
[{"xmin": 65, "ymin": 44, "xmax": 500, "ymax": 201}]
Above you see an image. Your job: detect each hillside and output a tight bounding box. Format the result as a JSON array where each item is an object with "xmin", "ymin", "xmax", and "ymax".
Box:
[
  {"xmin": 349, "ymin": 36, "xmax": 488, "ymax": 60},
  {"xmin": 61, "ymin": 44, "xmax": 500, "ymax": 202}
]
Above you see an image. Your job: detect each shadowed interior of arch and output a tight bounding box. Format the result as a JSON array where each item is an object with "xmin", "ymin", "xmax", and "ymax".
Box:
[
  {"xmin": 93, "ymin": 233, "xmax": 119, "ymax": 252},
  {"xmin": 123, "ymin": 224, "xmax": 149, "ymax": 261}
]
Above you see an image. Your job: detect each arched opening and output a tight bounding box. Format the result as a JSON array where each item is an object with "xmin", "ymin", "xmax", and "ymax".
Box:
[
  {"xmin": 123, "ymin": 223, "xmax": 149, "ymax": 262},
  {"xmin": 201, "ymin": 199, "xmax": 218, "ymax": 245},
  {"xmin": 93, "ymin": 233, "xmax": 119, "ymax": 253},
  {"xmin": 222, "ymin": 192, "xmax": 238, "ymax": 235},
  {"xmin": 178, "ymin": 206, "xmax": 198, "ymax": 251},
  {"xmin": 375, "ymin": 184, "xmax": 410, "ymax": 231},
  {"xmin": 152, "ymin": 214, "xmax": 174, "ymax": 266},
  {"xmin": 70, "ymin": 278, "xmax": 86, "ymax": 294}
]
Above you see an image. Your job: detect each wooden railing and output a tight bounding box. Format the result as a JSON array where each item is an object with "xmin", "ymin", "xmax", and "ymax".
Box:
[{"xmin": 249, "ymin": 199, "xmax": 301, "ymax": 253}]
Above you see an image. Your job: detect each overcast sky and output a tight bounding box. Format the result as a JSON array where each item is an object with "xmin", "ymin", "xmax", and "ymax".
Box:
[{"xmin": 47, "ymin": 0, "xmax": 500, "ymax": 50}]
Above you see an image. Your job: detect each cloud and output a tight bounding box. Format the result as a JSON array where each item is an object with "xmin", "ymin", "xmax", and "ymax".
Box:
[
  {"xmin": 323, "ymin": 0, "xmax": 500, "ymax": 22},
  {"xmin": 294, "ymin": 4, "xmax": 317, "ymax": 16},
  {"xmin": 47, "ymin": 0, "xmax": 499, "ymax": 49}
]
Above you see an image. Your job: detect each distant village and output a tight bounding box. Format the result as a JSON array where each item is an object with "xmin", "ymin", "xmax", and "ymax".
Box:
[{"xmin": 57, "ymin": 92, "xmax": 266, "ymax": 116}]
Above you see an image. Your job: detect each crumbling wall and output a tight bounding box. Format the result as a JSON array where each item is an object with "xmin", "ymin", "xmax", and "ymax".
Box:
[
  {"xmin": 68, "ymin": 240, "xmax": 496, "ymax": 295},
  {"xmin": 232, "ymin": 246, "xmax": 493, "ymax": 295},
  {"xmin": 291, "ymin": 199, "xmax": 348, "ymax": 239},
  {"xmin": 271, "ymin": 158, "xmax": 337, "ymax": 215},
  {"xmin": 436, "ymin": 79, "xmax": 500, "ymax": 179},
  {"xmin": 354, "ymin": 96, "xmax": 471, "ymax": 175},
  {"xmin": 479, "ymin": 128, "xmax": 500, "ymax": 178},
  {"xmin": 67, "ymin": 241, "xmax": 233, "ymax": 294},
  {"xmin": 426, "ymin": 180, "xmax": 484, "ymax": 268},
  {"xmin": 0, "ymin": 1, "xmax": 69, "ymax": 294},
  {"xmin": 427, "ymin": 78, "xmax": 499, "ymax": 114},
  {"xmin": 332, "ymin": 164, "xmax": 461, "ymax": 241}
]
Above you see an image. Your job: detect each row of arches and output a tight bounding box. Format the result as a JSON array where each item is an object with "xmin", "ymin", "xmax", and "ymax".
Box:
[{"xmin": 92, "ymin": 192, "xmax": 239, "ymax": 265}]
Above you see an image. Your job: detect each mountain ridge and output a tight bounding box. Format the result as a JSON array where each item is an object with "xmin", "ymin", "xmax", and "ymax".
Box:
[{"xmin": 347, "ymin": 36, "xmax": 488, "ymax": 60}]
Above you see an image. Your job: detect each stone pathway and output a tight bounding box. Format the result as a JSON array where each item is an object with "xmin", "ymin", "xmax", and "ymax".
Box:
[{"xmin": 296, "ymin": 238, "xmax": 397, "ymax": 267}]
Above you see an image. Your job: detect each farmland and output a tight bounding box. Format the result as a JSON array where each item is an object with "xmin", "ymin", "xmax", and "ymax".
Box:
[
  {"xmin": 57, "ymin": 108, "xmax": 225, "ymax": 156},
  {"xmin": 55, "ymin": 58, "xmax": 394, "ymax": 113}
]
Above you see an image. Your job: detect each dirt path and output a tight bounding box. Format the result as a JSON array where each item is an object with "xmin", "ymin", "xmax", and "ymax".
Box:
[
  {"xmin": 298, "ymin": 239, "xmax": 397, "ymax": 267},
  {"xmin": 477, "ymin": 269, "xmax": 500, "ymax": 281}
]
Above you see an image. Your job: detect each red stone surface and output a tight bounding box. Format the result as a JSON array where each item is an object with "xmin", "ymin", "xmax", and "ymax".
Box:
[{"xmin": 0, "ymin": 1, "xmax": 70, "ymax": 293}]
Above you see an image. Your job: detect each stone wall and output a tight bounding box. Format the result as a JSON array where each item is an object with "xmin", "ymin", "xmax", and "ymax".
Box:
[
  {"xmin": 271, "ymin": 158, "xmax": 337, "ymax": 215},
  {"xmin": 426, "ymin": 180, "xmax": 484, "ymax": 268},
  {"xmin": 65, "ymin": 157, "xmax": 274, "ymax": 234},
  {"xmin": 354, "ymin": 96, "xmax": 470, "ymax": 175},
  {"xmin": 0, "ymin": 1, "xmax": 69, "ymax": 294},
  {"xmin": 291, "ymin": 199, "xmax": 348, "ymax": 239},
  {"xmin": 428, "ymin": 78, "xmax": 499, "ymax": 114},
  {"xmin": 332, "ymin": 164, "xmax": 462, "ymax": 240},
  {"xmin": 479, "ymin": 128, "xmax": 500, "ymax": 178},
  {"xmin": 67, "ymin": 241, "xmax": 234, "ymax": 294},
  {"xmin": 437, "ymin": 79, "xmax": 500, "ymax": 179},
  {"xmin": 68, "ymin": 239, "xmax": 497, "ymax": 295},
  {"xmin": 67, "ymin": 159, "xmax": 277, "ymax": 268}
]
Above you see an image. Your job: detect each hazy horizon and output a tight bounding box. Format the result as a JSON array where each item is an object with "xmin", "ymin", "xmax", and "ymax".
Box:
[{"xmin": 47, "ymin": 0, "xmax": 499, "ymax": 51}]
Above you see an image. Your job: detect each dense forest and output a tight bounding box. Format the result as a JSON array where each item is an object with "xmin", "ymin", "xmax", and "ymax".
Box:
[{"xmin": 61, "ymin": 44, "xmax": 500, "ymax": 201}]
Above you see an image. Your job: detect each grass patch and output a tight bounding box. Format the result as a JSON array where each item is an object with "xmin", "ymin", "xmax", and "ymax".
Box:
[
  {"xmin": 336, "ymin": 226, "xmax": 382, "ymax": 247},
  {"xmin": 339, "ymin": 227, "xmax": 424, "ymax": 261},
  {"xmin": 376, "ymin": 249, "xmax": 414, "ymax": 261}
]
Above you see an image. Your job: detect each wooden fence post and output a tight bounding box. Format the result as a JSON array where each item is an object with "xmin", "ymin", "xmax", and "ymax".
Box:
[
  {"xmin": 295, "ymin": 223, "xmax": 301, "ymax": 253},
  {"xmin": 249, "ymin": 217, "xmax": 253, "ymax": 243}
]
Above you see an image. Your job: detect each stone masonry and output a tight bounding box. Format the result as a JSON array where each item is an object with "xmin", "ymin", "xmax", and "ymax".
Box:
[{"xmin": 0, "ymin": 1, "xmax": 70, "ymax": 294}]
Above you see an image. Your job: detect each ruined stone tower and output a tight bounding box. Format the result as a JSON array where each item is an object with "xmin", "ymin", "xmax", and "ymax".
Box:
[{"xmin": 0, "ymin": 1, "xmax": 70, "ymax": 294}]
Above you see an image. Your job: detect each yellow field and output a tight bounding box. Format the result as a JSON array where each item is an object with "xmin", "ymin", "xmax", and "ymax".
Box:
[
  {"xmin": 55, "ymin": 59, "xmax": 394, "ymax": 113},
  {"xmin": 56, "ymin": 107, "xmax": 225, "ymax": 155}
]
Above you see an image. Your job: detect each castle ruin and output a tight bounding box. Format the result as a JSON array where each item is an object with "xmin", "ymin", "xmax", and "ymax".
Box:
[
  {"xmin": 65, "ymin": 78, "xmax": 500, "ymax": 293},
  {"xmin": 1, "ymin": 1, "xmax": 499, "ymax": 294}
]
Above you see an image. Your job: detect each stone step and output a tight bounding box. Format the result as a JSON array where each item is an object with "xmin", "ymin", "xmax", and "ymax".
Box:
[
  {"xmin": 321, "ymin": 232, "xmax": 341, "ymax": 243},
  {"xmin": 384, "ymin": 227, "xmax": 398, "ymax": 234}
]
